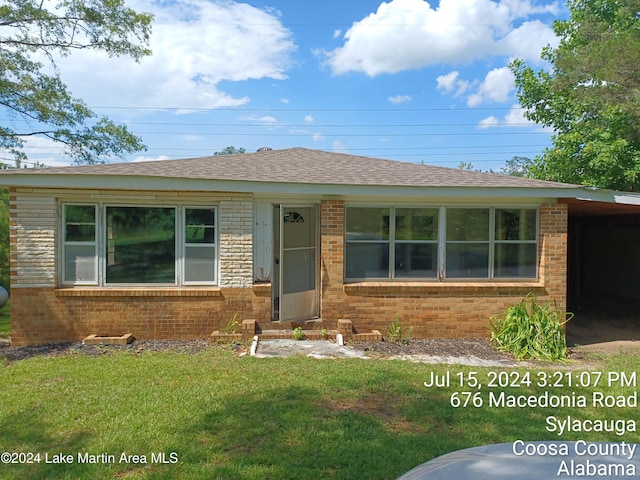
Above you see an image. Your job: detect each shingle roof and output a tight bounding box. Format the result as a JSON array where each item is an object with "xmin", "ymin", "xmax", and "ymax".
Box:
[{"xmin": 0, "ymin": 147, "xmax": 579, "ymax": 189}]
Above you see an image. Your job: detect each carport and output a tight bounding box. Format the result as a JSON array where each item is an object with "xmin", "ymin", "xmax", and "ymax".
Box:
[{"xmin": 564, "ymin": 191, "xmax": 640, "ymax": 346}]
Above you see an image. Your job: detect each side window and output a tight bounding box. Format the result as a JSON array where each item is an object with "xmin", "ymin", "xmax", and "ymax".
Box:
[
  {"xmin": 184, "ymin": 207, "xmax": 216, "ymax": 284},
  {"xmin": 345, "ymin": 207, "xmax": 390, "ymax": 279},
  {"xmin": 394, "ymin": 208, "xmax": 439, "ymax": 278},
  {"xmin": 445, "ymin": 208, "xmax": 490, "ymax": 279},
  {"xmin": 62, "ymin": 204, "xmax": 98, "ymax": 284},
  {"xmin": 494, "ymin": 209, "xmax": 537, "ymax": 278}
]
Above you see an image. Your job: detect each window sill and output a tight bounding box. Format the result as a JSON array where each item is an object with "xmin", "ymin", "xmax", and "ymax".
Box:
[
  {"xmin": 344, "ymin": 281, "xmax": 546, "ymax": 296},
  {"xmin": 54, "ymin": 287, "xmax": 222, "ymax": 298}
]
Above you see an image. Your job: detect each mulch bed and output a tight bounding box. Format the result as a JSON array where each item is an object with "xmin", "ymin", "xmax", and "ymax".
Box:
[
  {"xmin": 351, "ymin": 338, "xmax": 517, "ymax": 361},
  {"xmin": 0, "ymin": 339, "xmax": 216, "ymax": 362},
  {"xmin": 0, "ymin": 337, "xmax": 521, "ymax": 363}
]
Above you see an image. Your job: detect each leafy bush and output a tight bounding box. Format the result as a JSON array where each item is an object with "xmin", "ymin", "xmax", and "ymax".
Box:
[
  {"xmin": 293, "ymin": 327, "xmax": 305, "ymax": 341},
  {"xmin": 220, "ymin": 314, "xmax": 240, "ymax": 334},
  {"xmin": 387, "ymin": 314, "xmax": 413, "ymax": 344},
  {"xmin": 490, "ymin": 293, "xmax": 573, "ymax": 361}
]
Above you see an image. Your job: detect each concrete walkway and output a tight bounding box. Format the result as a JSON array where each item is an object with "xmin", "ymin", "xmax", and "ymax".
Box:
[
  {"xmin": 254, "ymin": 339, "xmax": 369, "ymax": 359},
  {"xmin": 252, "ymin": 339, "xmax": 523, "ymax": 367}
]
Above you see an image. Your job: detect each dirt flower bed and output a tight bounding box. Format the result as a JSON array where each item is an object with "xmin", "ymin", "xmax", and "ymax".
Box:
[
  {"xmin": 352, "ymin": 338, "xmax": 516, "ymax": 361},
  {"xmin": 1, "ymin": 337, "xmax": 584, "ymax": 364},
  {"xmin": 0, "ymin": 339, "xmax": 220, "ymax": 362}
]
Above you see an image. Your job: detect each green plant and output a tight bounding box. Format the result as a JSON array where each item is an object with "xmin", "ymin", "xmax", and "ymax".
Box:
[
  {"xmin": 293, "ymin": 326, "xmax": 305, "ymax": 340},
  {"xmin": 321, "ymin": 328, "xmax": 328, "ymax": 339},
  {"xmin": 220, "ymin": 314, "xmax": 240, "ymax": 334},
  {"xmin": 490, "ymin": 292, "xmax": 574, "ymax": 361},
  {"xmin": 387, "ymin": 314, "xmax": 412, "ymax": 344}
]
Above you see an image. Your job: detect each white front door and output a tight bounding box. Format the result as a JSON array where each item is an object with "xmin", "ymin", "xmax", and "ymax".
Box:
[{"xmin": 277, "ymin": 205, "xmax": 319, "ymax": 322}]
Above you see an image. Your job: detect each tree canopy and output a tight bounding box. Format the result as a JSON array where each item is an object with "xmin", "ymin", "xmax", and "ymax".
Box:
[
  {"xmin": 213, "ymin": 146, "xmax": 247, "ymax": 156},
  {"xmin": 0, "ymin": 0, "xmax": 153, "ymax": 165},
  {"xmin": 511, "ymin": 0, "xmax": 640, "ymax": 191}
]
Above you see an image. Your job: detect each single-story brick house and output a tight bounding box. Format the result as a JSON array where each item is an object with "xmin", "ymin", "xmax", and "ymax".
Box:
[{"xmin": 2, "ymin": 147, "xmax": 640, "ymax": 346}]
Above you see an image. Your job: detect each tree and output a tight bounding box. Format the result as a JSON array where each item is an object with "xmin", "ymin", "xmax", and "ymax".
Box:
[
  {"xmin": 457, "ymin": 161, "xmax": 476, "ymax": 171},
  {"xmin": 511, "ymin": 0, "xmax": 640, "ymax": 191},
  {"xmin": 0, "ymin": 189, "xmax": 8, "ymax": 292},
  {"xmin": 499, "ymin": 156, "xmax": 534, "ymax": 177},
  {"xmin": 0, "ymin": 0, "xmax": 153, "ymax": 165},
  {"xmin": 213, "ymin": 146, "xmax": 247, "ymax": 156}
]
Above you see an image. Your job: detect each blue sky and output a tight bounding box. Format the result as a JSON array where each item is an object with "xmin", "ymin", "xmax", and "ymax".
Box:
[{"xmin": 21, "ymin": 0, "xmax": 567, "ymax": 170}]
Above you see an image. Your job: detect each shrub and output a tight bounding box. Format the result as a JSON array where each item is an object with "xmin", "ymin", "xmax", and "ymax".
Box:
[
  {"xmin": 293, "ymin": 327, "xmax": 305, "ymax": 341},
  {"xmin": 387, "ymin": 314, "xmax": 413, "ymax": 344},
  {"xmin": 220, "ymin": 314, "xmax": 240, "ymax": 334},
  {"xmin": 490, "ymin": 293, "xmax": 573, "ymax": 361}
]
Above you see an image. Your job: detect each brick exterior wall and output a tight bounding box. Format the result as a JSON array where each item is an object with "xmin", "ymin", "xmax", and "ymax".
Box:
[
  {"xmin": 318, "ymin": 200, "xmax": 568, "ymax": 339},
  {"xmin": 9, "ymin": 188, "xmax": 568, "ymax": 345},
  {"xmin": 9, "ymin": 188, "xmax": 264, "ymax": 346}
]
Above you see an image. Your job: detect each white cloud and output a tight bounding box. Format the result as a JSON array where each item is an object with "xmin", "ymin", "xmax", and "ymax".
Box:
[
  {"xmin": 54, "ymin": 0, "xmax": 296, "ymax": 111},
  {"xmin": 241, "ymin": 115, "xmax": 279, "ymax": 125},
  {"xmin": 333, "ymin": 29, "xmax": 343, "ymax": 39},
  {"xmin": 312, "ymin": 133, "xmax": 325, "ymax": 141},
  {"xmin": 478, "ymin": 116, "xmax": 500, "ymax": 128},
  {"xmin": 2, "ymin": 136, "xmax": 72, "ymax": 167},
  {"xmin": 500, "ymin": 20, "xmax": 560, "ymax": 62},
  {"xmin": 333, "ymin": 141, "xmax": 348, "ymax": 152},
  {"xmin": 131, "ymin": 155, "xmax": 171, "ymax": 162},
  {"xmin": 388, "ymin": 95, "xmax": 412, "ymax": 104},
  {"xmin": 478, "ymin": 104, "xmax": 537, "ymax": 127},
  {"xmin": 504, "ymin": 104, "xmax": 536, "ymax": 125},
  {"xmin": 436, "ymin": 71, "xmax": 469, "ymax": 97},
  {"xmin": 466, "ymin": 67, "xmax": 515, "ymax": 107},
  {"xmin": 305, "ymin": 115, "xmax": 315, "ymax": 123},
  {"xmin": 320, "ymin": 0, "xmax": 557, "ymax": 76}
]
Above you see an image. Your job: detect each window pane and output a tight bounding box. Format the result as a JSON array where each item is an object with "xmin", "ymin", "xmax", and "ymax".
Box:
[
  {"xmin": 66, "ymin": 224, "xmax": 95, "ymax": 242},
  {"xmin": 106, "ymin": 206, "xmax": 176, "ymax": 283},
  {"xmin": 65, "ymin": 205, "xmax": 96, "ymax": 242},
  {"xmin": 64, "ymin": 245, "xmax": 96, "ymax": 283},
  {"xmin": 446, "ymin": 243, "xmax": 489, "ymax": 278},
  {"xmin": 395, "ymin": 243, "xmax": 437, "ymax": 278},
  {"xmin": 186, "ymin": 208, "xmax": 214, "ymax": 226},
  {"xmin": 185, "ymin": 246, "xmax": 216, "ymax": 282},
  {"xmin": 345, "ymin": 243, "xmax": 389, "ymax": 279},
  {"xmin": 345, "ymin": 208, "xmax": 389, "ymax": 241},
  {"xmin": 495, "ymin": 209, "xmax": 537, "ymax": 241},
  {"xmin": 65, "ymin": 205, "xmax": 95, "ymax": 223},
  {"xmin": 494, "ymin": 243, "xmax": 537, "ymax": 278},
  {"xmin": 283, "ymin": 248, "xmax": 315, "ymax": 294},
  {"xmin": 446, "ymin": 209, "xmax": 489, "ymax": 241},
  {"xmin": 395, "ymin": 208, "xmax": 438, "ymax": 240},
  {"xmin": 283, "ymin": 207, "xmax": 315, "ymax": 249},
  {"xmin": 185, "ymin": 208, "xmax": 215, "ymax": 244},
  {"xmin": 186, "ymin": 226, "xmax": 215, "ymax": 244}
]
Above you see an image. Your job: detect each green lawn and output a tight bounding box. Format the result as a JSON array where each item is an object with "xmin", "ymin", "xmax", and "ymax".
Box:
[
  {"xmin": 1, "ymin": 347, "xmax": 638, "ymax": 479},
  {"xmin": 0, "ymin": 299, "xmax": 9, "ymax": 337}
]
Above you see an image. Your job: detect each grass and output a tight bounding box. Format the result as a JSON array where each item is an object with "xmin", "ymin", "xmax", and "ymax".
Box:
[
  {"xmin": 0, "ymin": 299, "xmax": 9, "ymax": 338},
  {"xmin": 1, "ymin": 347, "xmax": 639, "ymax": 479}
]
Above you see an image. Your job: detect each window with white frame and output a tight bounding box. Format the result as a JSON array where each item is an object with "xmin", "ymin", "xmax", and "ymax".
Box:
[
  {"xmin": 61, "ymin": 203, "xmax": 217, "ymax": 286},
  {"xmin": 345, "ymin": 206, "xmax": 538, "ymax": 281},
  {"xmin": 62, "ymin": 204, "xmax": 98, "ymax": 284}
]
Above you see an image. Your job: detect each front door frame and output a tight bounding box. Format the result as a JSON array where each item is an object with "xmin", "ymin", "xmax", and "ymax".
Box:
[{"xmin": 274, "ymin": 204, "xmax": 320, "ymax": 322}]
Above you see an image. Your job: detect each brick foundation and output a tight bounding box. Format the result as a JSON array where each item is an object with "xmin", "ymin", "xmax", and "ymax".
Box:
[{"xmin": 10, "ymin": 287, "xmax": 270, "ymax": 346}]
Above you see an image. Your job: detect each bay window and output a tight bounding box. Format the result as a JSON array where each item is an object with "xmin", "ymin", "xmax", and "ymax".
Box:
[
  {"xmin": 61, "ymin": 203, "xmax": 217, "ymax": 286},
  {"xmin": 345, "ymin": 206, "xmax": 538, "ymax": 281}
]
